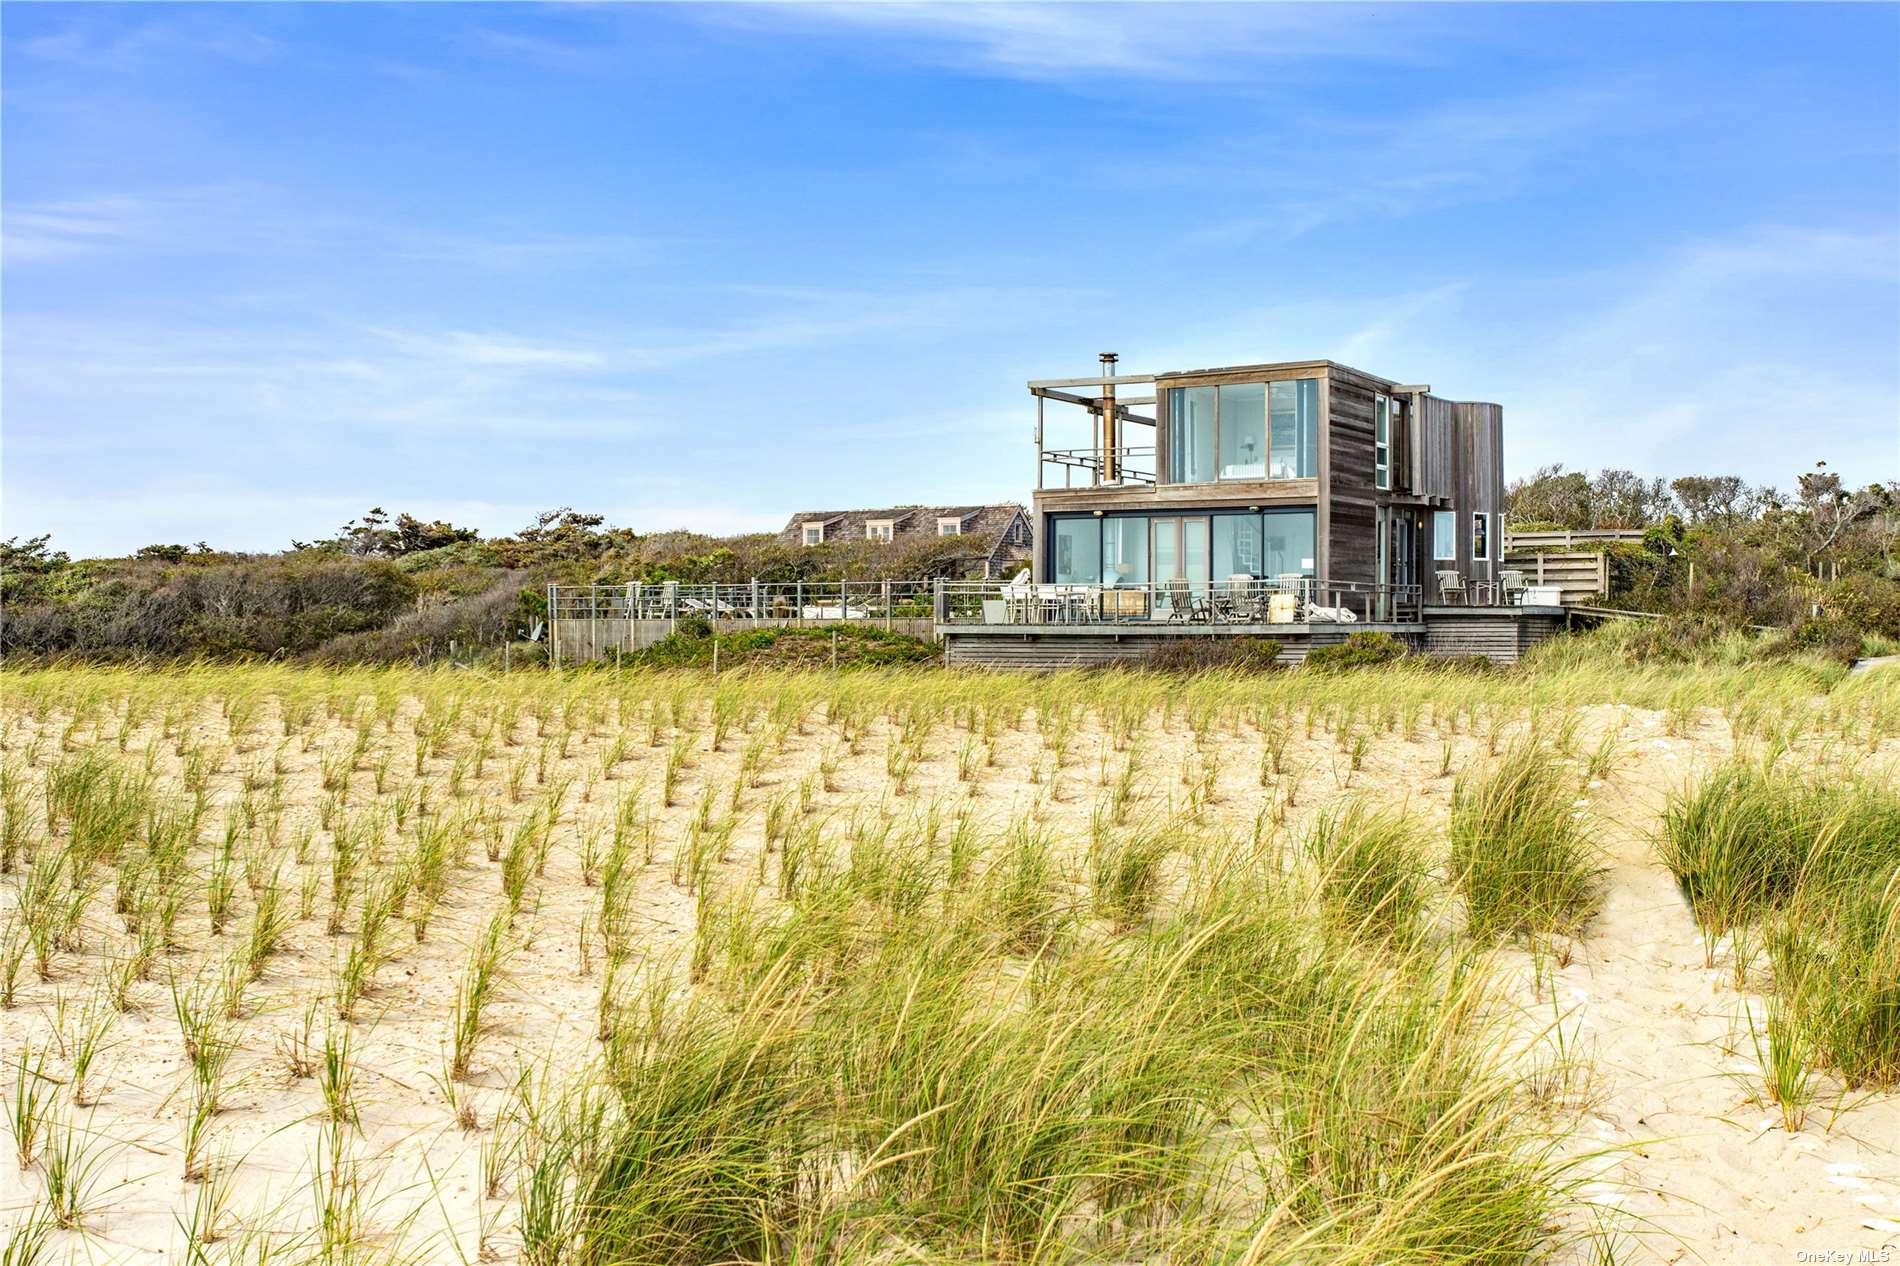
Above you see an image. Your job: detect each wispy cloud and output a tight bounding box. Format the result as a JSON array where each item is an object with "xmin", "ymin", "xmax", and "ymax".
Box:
[
  {"xmin": 713, "ymin": 2, "xmax": 1430, "ymax": 82},
  {"xmin": 17, "ymin": 15, "xmax": 280, "ymax": 69}
]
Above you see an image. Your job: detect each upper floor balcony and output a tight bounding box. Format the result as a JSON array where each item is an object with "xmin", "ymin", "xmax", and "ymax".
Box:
[{"xmin": 1032, "ymin": 355, "xmax": 1322, "ymax": 499}]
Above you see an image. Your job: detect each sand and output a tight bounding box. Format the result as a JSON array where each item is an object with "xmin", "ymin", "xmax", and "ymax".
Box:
[{"xmin": 0, "ymin": 686, "xmax": 1894, "ymax": 1262}]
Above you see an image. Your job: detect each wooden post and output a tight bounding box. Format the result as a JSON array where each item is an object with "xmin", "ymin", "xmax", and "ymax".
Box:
[
  {"xmin": 795, "ymin": 580, "xmax": 804, "ymax": 627},
  {"xmin": 751, "ymin": 578, "xmax": 761, "ymax": 626},
  {"xmin": 548, "ymin": 585, "xmax": 558, "ymax": 671},
  {"xmin": 712, "ymin": 640, "xmax": 719, "ymax": 678},
  {"xmin": 883, "ymin": 580, "xmax": 892, "ymax": 631},
  {"xmin": 933, "ymin": 578, "xmax": 946, "ymax": 625},
  {"xmin": 831, "ymin": 631, "xmax": 838, "ymax": 671}
]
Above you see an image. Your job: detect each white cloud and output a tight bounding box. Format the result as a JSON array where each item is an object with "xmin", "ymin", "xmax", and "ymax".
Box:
[{"xmin": 713, "ymin": 2, "xmax": 1428, "ymax": 82}]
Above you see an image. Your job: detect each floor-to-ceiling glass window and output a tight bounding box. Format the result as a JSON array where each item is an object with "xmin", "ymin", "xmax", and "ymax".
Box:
[
  {"xmin": 1166, "ymin": 387, "xmax": 1216, "ymax": 484},
  {"xmin": 1269, "ymin": 380, "xmax": 1319, "ymax": 478},
  {"xmin": 1101, "ymin": 516, "xmax": 1148, "ymax": 588},
  {"xmin": 1213, "ymin": 513, "xmax": 1264, "ymax": 579},
  {"xmin": 1051, "ymin": 518, "xmax": 1100, "ymax": 584},
  {"xmin": 1263, "ymin": 510, "xmax": 1316, "ymax": 578},
  {"xmin": 1217, "ymin": 383, "xmax": 1266, "ymax": 479}
]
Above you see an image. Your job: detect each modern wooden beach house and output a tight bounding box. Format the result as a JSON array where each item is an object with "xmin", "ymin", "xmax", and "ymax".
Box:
[
  {"xmin": 1030, "ymin": 354, "xmax": 1505, "ymax": 608},
  {"xmin": 546, "ymin": 354, "xmax": 1569, "ymax": 668},
  {"xmin": 932, "ymin": 354, "xmax": 1562, "ymax": 666}
]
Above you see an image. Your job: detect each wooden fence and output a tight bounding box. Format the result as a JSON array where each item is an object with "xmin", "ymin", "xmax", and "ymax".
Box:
[{"xmin": 1498, "ymin": 550, "xmax": 1610, "ymax": 604}]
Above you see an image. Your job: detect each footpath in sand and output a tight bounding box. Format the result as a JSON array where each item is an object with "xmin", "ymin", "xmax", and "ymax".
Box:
[{"xmin": 1545, "ymin": 710, "xmax": 1900, "ymax": 1263}]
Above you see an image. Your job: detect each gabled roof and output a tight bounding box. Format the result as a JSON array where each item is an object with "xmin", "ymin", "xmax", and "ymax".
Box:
[{"xmin": 781, "ymin": 503, "xmax": 1026, "ymax": 542}]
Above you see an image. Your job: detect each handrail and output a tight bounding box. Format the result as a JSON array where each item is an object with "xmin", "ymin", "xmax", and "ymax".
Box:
[{"xmin": 937, "ymin": 577, "xmax": 1426, "ymax": 627}]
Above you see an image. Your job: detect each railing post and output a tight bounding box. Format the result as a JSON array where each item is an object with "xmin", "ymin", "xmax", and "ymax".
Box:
[
  {"xmin": 883, "ymin": 580, "xmax": 892, "ymax": 630},
  {"xmin": 547, "ymin": 585, "xmax": 558, "ymax": 670},
  {"xmin": 751, "ymin": 578, "xmax": 761, "ymax": 626},
  {"xmin": 795, "ymin": 580, "xmax": 803, "ymax": 626},
  {"xmin": 933, "ymin": 578, "xmax": 946, "ymax": 625}
]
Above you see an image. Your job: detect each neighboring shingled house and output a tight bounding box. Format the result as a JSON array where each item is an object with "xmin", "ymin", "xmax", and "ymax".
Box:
[{"xmin": 779, "ymin": 504, "xmax": 1032, "ymax": 578}]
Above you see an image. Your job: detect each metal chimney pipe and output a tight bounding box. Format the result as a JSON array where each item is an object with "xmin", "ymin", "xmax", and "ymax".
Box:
[{"xmin": 1099, "ymin": 352, "xmax": 1119, "ymax": 483}]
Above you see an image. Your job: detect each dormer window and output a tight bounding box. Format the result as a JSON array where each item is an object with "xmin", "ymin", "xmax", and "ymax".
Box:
[
  {"xmin": 866, "ymin": 521, "xmax": 895, "ymax": 542},
  {"xmin": 801, "ymin": 523, "xmax": 824, "ymax": 546},
  {"xmin": 937, "ymin": 517, "xmax": 963, "ymax": 537}
]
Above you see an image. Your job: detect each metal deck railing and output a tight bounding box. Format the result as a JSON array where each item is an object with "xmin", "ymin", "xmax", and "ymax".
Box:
[
  {"xmin": 937, "ymin": 578, "xmax": 1424, "ymax": 627},
  {"xmin": 548, "ymin": 581, "xmax": 937, "ymax": 624}
]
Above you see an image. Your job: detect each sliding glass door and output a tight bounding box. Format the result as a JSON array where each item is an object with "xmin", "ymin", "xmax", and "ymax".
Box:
[{"xmin": 1152, "ymin": 516, "xmax": 1209, "ymax": 613}]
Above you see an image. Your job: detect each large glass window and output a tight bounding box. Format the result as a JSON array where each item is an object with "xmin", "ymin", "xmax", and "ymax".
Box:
[
  {"xmin": 1471, "ymin": 513, "xmax": 1490, "ymax": 561},
  {"xmin": 1432, "ymin": 510, "xmax": 1456, "ymax": 562},
  {"xmin": 1263, "ymin": 510, "xmax": 1316, "ymax": 578},
  {"xmin": 1052, "ymin": 518, "xmax": 1100, "ymax": 584},
  {"xmin": 1168, "ymin": 378, "xmax": 1317, "ymax": 484},
  {"xmin": 1214, "ymin": 514, "xmax": 1263, "ymax": 579},
  {"xmin": 1269, "ymin": 379, "xmax": 1318, "ymax": 479},
  {"xmin": 1102, "ymin": 516, "xmax": 1148, "ymax": 588},
  {"xmin": 1217, "ymin": 383, "xmax": 1266, "ymax": 479},
  {"xmin": 1166, "ymin": 387, "xmax": 1216, "ymax": 484}
]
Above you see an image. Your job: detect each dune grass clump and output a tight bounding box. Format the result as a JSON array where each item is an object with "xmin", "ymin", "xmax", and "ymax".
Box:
[
  {"xmin": 1301, "ymin": 799, "xmax": 1435, "ymax": 947},
  {"xmin": 559, "ymin": 834, "xmax": 1581, "ymax": 1264},
  {"xmin": 1665, "ymin": 760, "xmax": 1900, "ymax": 1089},
  {"xmin": 1450, "ymin": 739, "xmax": 1604, "ymax": 942}
]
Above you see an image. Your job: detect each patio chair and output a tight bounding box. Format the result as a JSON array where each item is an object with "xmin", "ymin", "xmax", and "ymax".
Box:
[
  {"xmin": 1163, "ymin": 578, "xmax": 1194, "ymax": 622},
  {"xmin": 1436, "ymin": 571, "xmax": 1466, "ymax": 605},
  {"xmin": 1500, "ymin": 570, "xmax": 1527, "ymax": 605}
]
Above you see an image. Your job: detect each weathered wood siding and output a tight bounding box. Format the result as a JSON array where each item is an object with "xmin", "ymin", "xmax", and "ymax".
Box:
[
  {"xmin": 1323, "ymin": 368, "xmax": 1384, "ymax": 587},
  {"xmin": 1422, "ymin": 611, "xmax": 1560, "ymax": 664},
  {"xmin": 942, "ymin": 628, "xmax": 1417, "ymax": 671},
  {"xmin": 1417, "ymin": 395, "xmax": 1459, "ymax": 503},
  {"xmin": 1455, "ymin": 401, "xmax": 1506, "ymax": 581}
]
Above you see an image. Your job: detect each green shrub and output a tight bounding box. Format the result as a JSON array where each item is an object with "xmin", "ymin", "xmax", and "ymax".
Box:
[
  {"xmin": 1141, "ymin": 637, "xmax": 1282, "ymax": 674},
  {"xmin": 1303, "ymin": 631, "xmax": 1409, "ymax": 673}
]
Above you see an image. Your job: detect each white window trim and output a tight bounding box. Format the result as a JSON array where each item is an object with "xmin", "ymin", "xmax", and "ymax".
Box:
[
  {"xmin": 1373, "ymin": 394, "xmax": 1391, "ymax": 491},
  {"xmin": 937, "ymin": 517, "xmax": 964, "ymax": 536},
  {"xmin": 801, "ymin": 523, "xmax": 824, "ymax": 546},
  {"xmin": 866, "ymin": 520, "xmax": 896, "ymax": 542},
  {"xmin": 1432, "ymin": 511, "xmax": 1456, "ymax": 562}
]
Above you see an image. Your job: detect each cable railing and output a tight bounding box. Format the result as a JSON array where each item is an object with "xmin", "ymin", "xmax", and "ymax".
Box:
[
  {"xmin": 937, "ymin": 577, "xmax": 1424, "ymax": 627},
  {"xmin": 548, "ymin": 581, "xmax": 938, "ymax": 624},
  {"xmin": 551, "ymin": 576, "xmax": 1429, "ymax": 631},
  {"xmin": 1036, "ymin": 444, "xmax": 1158, "ymax": 489}
]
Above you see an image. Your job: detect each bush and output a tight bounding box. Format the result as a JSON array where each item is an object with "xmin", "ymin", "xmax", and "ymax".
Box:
[
  {"xmin": 1303, "ymin": 631, "xmax": 1409, "ymax": 673},
  {"xmin": 1825, "ymin": 572, "xmax": 1900, "ymax": 639},
  {"xmin": 1141, "ymin": 637, "xmax": 1282, "ymax": 674},
  {"xmin": 627, "ymin": 624, "xmax": 936, "ymax": 671}
]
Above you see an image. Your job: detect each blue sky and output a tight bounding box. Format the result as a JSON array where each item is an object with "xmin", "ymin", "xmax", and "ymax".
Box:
[{"xmin": 4, "ymin": 2, "xmax": 1897, "ymax": 556}]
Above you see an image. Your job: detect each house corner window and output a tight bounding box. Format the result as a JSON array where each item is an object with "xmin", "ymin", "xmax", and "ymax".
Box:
[
  {"xmin": 1374, "ymin": 395, "xmax": 1391, "ymax": 491},
  {"xmin": 1471, "ymin": 512, "xmax": 1489, "ymax": 561},
  {"xmin": 867, "ymin": 522, "xmax": 894, "ymax": 542},
  {"xmin": 802, "ymin": 525, "xmax": 823, "ymax": 546},
  {"xmin": 1432, "ymin": 510, "xmax": 1456, "ymax": 562}
]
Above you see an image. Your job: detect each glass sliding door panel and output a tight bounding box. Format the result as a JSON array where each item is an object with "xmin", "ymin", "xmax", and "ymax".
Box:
[
  {"xmin": 1101, "ymin": 516, "xmax": 1149, "ymax": 587},
  {"xmin": 1213, "ymin": 514, "xmax": 1263, "ymax": 579},
  {"xmin": 1217, "ymin": 383, "xmax": 1266, "ymax": 479},
  {"xmin": 1263, "ymin": 510, "xmax": 1316, "ymax": 578},
  {"xmin": 1052, "ymin": 518, "xmax": 1100, "ymax": 584},
  {"xmin": 1184, "ymin": 518, "xmax": 1209, "ymax": 596},
  {"xmin": 1166, "ymin": 387, "xmax": 1216, "ymax": 484}
]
